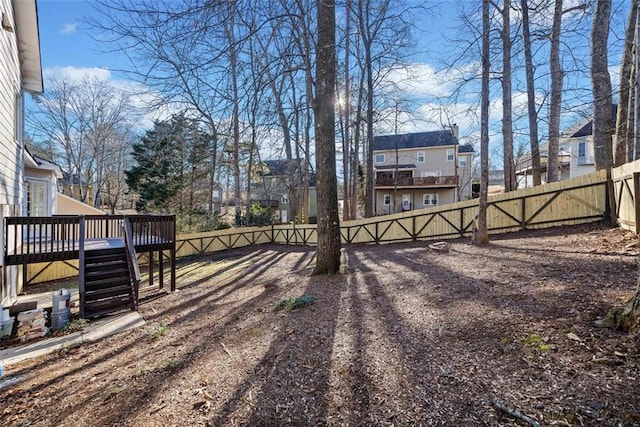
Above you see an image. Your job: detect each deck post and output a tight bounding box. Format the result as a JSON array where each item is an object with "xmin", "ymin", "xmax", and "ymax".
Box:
[
  {"xmin": 159, "ymin": 250, "xmax": 164, "ymax": 290},
  {"xmin": 149, "ymin": 250, "xmax": 154, "ymax": 288},
  {"xmin": 171, "ymin": 214, "xmax": 176, "ymax": 292},
  {"xmin": 78, "ymin": 216, "xmax": 85, "ymax": 319}
]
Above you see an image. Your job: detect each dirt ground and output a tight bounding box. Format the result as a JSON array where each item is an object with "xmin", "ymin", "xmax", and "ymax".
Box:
[{"xmin": 1, "ymin": 222, "xmax": 639, "ymax": 426}]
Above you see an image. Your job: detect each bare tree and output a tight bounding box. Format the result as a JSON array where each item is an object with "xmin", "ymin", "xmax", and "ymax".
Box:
[
  {"xmin": 547, "ymin": 0, "xmax": 563, "ymax": 183},
  {"xmin": 28, "ymin": 75, "xmax": 133, "ymax": 206},
  {"xmin": 498, "ymin": 0, "xmax": 516, "ymax": 192},
  {"xmin": 615, "ymin": 0, "xmax": 638, "ymax": 166},
  {"xmin": 520, "ymin": 0, "xmax": 542, "ymax": 186},
  {"xmin": 591, "ymin": 0, "xmax": 613, "ymax": 172},
  {"xmin": 313, "ymin": 0, "xmax": 341, "ymax": 274},
  {"xmin": 474, "ymin": 0, "xmax": 491, "ymax": 245}
]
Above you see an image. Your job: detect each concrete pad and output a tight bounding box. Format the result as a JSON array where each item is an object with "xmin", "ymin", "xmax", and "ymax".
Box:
[{"xmin": 0, "ymin": 311, "xmax": 146, "ymax": 367}]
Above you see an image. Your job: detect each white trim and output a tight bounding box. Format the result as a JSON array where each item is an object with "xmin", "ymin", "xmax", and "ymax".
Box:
[
  {"xmin": 417, "ymin": 151, "xmax": 425, "ymax": 163},
  {"xmin": 375, "ymin": 153, "xmax": 385, "ymax": 163}
]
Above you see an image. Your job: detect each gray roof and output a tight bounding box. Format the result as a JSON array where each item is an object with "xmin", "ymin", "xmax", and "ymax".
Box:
[
  {"xmin": 570, "ymin": 104, "xmax": 618, "ymax": 138},
  {"xmin": 373, "ymin": 130, "xmax": 458, "ymax": 151},
  {"xmin": 459, "ymin": 143, "xmax": 475, "ymax": 153}
]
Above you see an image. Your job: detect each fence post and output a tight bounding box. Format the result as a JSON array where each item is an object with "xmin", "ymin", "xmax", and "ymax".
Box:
[
  {"xmin": 520, "ymin": 196, "xmax": 526, "ymax": 231},
  {"xmin": 634, "ymin": 172, "xmax": 640, "ymax": 234},
  {"xmin": 606, "ymin": 168, "xmax": 617, "ymax": 225}
]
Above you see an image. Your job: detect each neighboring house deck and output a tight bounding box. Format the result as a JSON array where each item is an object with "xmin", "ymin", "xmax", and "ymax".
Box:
[{"xmin": 4, "ymin": 215, "xmax": 176, "ymax": 319}]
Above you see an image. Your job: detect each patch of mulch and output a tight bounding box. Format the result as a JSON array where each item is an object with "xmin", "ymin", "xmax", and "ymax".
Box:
[{"xmin": 1, "ymin": 222, "xmax": 639, "ymax": 426}]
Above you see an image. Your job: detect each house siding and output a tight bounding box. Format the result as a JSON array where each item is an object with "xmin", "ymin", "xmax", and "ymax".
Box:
[{"xmin": 0, "ymin": 0, "xmax": 23, "ymax": 208}]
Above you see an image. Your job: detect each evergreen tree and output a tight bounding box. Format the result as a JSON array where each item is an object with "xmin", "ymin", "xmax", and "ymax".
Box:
[{"xmin": 126, "ymin": 114, "xmax": 214, "ymax": 213}]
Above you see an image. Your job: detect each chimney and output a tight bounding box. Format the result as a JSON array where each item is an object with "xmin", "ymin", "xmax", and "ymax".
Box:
[{"xmin": 451, "ymin": 123, "xmax": 459, "ymax": 140}]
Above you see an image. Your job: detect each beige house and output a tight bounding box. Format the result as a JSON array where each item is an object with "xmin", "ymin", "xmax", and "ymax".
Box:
[
  {"xmin": 251, "ymin": 159, "xmax": 317, "ymax": 223},
  {"xmin": 373, "ymin": 129, "xmax": 474, "ymax": 216}
]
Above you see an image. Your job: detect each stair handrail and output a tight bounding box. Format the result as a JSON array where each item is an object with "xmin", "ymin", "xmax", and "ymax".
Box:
[
  {"xmin": 79, "ymin": 216, "xmax": 85, "ymax": 318},
  {"xmin": 123, "ymin": 217, "xmax": 141, "ymax": 310}
]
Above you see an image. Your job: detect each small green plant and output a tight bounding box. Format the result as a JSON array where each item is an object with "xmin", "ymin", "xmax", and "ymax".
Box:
[
  {"xmin": 519, "ymin": 333, "xmax": 551, "ymax": 353},
  {"xmin": 274, "ymin": 295, "xmax": 316, "ymax": 312},
  {"xmin": 150, "ymin": 323, "xmax": 168, "ymax": 339},
  {"xmin": 162, "ymin": 359, "xmax": 178, "ymax": 369},
  {"xmin": 135, "ymin": 365, "xmax": 154, "ymax": 377},
  {"xmin": 519, "ymin": 333, "xmax": 541, "ymax": 346},
  {"xmin": 106, "ymin": 386, "xmax": 124, "ymax": 397},
  {"xmin": 60, "ymin": 318, "xmax": 89, "ymax": 333}
]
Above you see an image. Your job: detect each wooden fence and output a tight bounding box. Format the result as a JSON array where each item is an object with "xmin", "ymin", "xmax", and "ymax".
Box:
[
  {"xmin": 174, "ymin": 170, "xmax": 609, "ymax": 257},
  {"xmin": 612, "ymin": 158, "xmax": 640, "ymax": 234},
  {"xmin": 25, "ymin": 166, "xmax": 629, "ymax": 284}
]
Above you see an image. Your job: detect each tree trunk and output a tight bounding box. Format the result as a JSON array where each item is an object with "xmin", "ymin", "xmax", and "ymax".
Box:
[
  {"xmin": 342, "ymin": 0, "xmax": 352, "ymax": 221},
  {"xmin": 474, "ymin": 0, "xmax": 490, "ymax": 246},
  {"xmin": 501, "ymin": 0, "xmax": 516, "ymax": 192},
  {"xmin": 616, "ymin": 1, "xmax": 638, "ymax": 166},
  {"xmin": 521, "ymin": 0, "xmax": 542, "ymax": 186},
  {"xmin": 313, "ymin": 0, "xmax": 341, "ymax": 275},
  {"xmin": 547, "ymin": 0, "xmax": 563, "ymax": 183},
  {"xmin": 591, "ymin": 0, "xmax": 613, "ymax": 172}
]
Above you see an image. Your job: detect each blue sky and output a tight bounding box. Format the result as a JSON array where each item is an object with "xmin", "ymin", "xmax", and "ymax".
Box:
[
  {"xmin": 32, "ymin": 0, "xmax": 630, "ymax": 167},
  {"xmin": 37, "ymin": 0, "xmax": 123, "ymax": 73}
]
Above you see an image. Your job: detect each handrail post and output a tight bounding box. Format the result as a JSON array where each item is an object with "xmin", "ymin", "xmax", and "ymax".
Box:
[
  {"xmin": 78, "ymin": 216, "xmax": 85, "ymax": 318},
  {"xmin": 124, "ymin": 216, "xmax": 141, "ymax": 310}
]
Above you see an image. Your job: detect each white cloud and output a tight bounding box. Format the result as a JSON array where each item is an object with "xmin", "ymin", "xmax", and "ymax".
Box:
[
  {"xmin": 44, "ymin": 66, "xmax": 112, "ymax": 83},
  {"xmin": 379, "ymin": 63, "xmax": 465, "ymax": 99},
  {"xmin": 59, "ymin": 23, "xmax": 78, "ymax": 35}
]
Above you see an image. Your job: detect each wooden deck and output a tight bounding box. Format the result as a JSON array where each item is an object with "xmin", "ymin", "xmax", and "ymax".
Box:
[
  {"xmin": 4, "ymin": 215, "xmax": 177, "ymax": 294},
  {"xmin": 5, "ymin": 215, "xmax": 174, "ymax": 264}
]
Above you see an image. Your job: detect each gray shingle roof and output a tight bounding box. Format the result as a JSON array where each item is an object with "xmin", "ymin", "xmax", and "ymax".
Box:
[
  {"xmin": 458, "ymin": 143, "xmax": 475, "ymax": 153},
  {"xmin": 373, "ymin": 130, "xmax": 457, "ymax": 151}
]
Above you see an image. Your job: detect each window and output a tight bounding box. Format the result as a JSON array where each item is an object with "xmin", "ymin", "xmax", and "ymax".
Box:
[
  {"xmin": 383, "ymin": 194, "xmax": 391, "ymax": 205},
  {"xmin": 402, "ymin": 194, "xmax": 411, "ymax": 210},
  {"xmin": 577, "ymin": 141, "xmax": 593, "ymax": 165},
  {"xmin": 459, "ymin": 156, "xmax": 467, "ymax": 167},
  {"xmin": 423, "ymin": 193, "xmax": 438, "ymax": 206},
  {"xmin": 375, "ymin": 153, "xmax": 385, "ymax": 163},
  {"xmin": 446, "ymin": 149, "xmax": 454, "ymax": 161},
  {"xmin": 421, "ymin": 171, "xmax": 441, "ymax": 177},
  {"xmin": 27, "ymin": 180, "xmax": 48, "ymax": 216},
  {"xmin": 578, "ymin": 141, "xmax": 586, "ymax": 158},
  {"xmin": 281, "ymin": 194, "xmax": 290, "ymax": 204},
  {"xmin": 417, "ymin": 151, "xmax": 425, "ymax": 163}
]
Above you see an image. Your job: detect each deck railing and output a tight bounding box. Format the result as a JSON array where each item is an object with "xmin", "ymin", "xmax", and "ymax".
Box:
[
  {"xmin": 4, "ymin": 215, "xmax": 176, "ymax": 265},
  {"xmin": 375, "ymin": 175, "xmax": 458, "ymax": 187}
]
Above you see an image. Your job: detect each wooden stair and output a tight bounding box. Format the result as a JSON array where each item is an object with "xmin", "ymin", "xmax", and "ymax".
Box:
[{"xmin": 82, "ymin": 247, "xmax": 137, "ymax": 319}]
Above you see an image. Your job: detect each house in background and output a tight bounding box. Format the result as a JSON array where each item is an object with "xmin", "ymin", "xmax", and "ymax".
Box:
[
  {"xmin": 0, "ymin": 0, "xmax": 43, "ymax": 305},
  {"xmin": 515, "ymin": 143, "xmax": 571, "ymax": 188},
  {"xmin": 59, "ymin": 171, "xmax": 95, "ymax": 206},
  {"xmin": 24, "ymin": 150, "xmax": 62, "ymax": 217},
  {"xmin": 516, "ymin": 106, "xmax": 617, "ymax": 187},
  {"xmin": 251, "ymin": 159, "xmax": 317, "ymax": 223},
  {"xmin": 372, "ymin": 127, "xmax": 474, "ymax": 216}
]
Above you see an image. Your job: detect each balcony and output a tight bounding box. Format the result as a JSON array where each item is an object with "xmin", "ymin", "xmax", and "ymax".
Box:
[{"xmin": 375, "ymin": 175, "xmax": 458, "ymax": 188}]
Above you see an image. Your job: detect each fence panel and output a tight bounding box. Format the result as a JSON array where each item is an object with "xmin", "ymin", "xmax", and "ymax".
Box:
[{"xmin": 24, "ymin": 166, "xmax": 637, "ymax": 285}]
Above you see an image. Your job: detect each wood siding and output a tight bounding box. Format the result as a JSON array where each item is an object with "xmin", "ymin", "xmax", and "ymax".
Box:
[{"xmin": 0, "ymin": 0, "xmax": 22, "ymax": 207}]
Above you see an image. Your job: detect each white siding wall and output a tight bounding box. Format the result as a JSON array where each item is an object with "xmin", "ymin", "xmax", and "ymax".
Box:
[
  {"xmin": 374, "ymin": 146, "xmax": 457, "ymax": 176},
  {"xmin": 0, "ymin": 0, "xmax": 23, "ymax": 207},
  {"xmin": 0, "ymin": 0, "xmax": 25, "ymax": 305}
]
